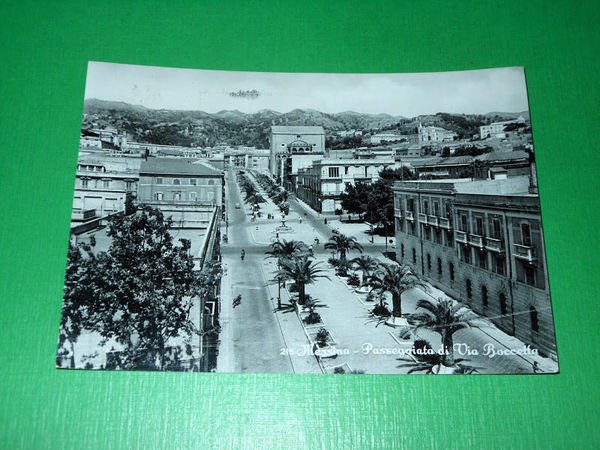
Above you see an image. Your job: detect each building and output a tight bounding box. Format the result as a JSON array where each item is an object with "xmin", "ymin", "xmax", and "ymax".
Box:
[
  {"xmin": 479, "ymin": 116, "xmax": 526, "ymax": 139},
  {"xmin": 418, "ymin": 123, "xmax": 457, "ymax": 143},
  {"xmin": 367, "ymin": 133, "xmax": 404, "ymax": 145},
  {"xmin": 224, "ymin": 148, "xmax": 270, "ymax": 173},
  {"xmin": 392, "ymin": 175, "xmax": 556, "ymax": 357},
  {"xmin": 296, "ymin": 157, "xmax": 394, "ymax": 213},
  {"xmin": 270, "ymin": 126, "xmax": 326, "ymax": 189},
  {"xmin": 72, "ymin": 155, "xmax": 141, "ymax": 226},
  {"xmin": 137, "ymin": 158, "xmax": 224, "ymax": 229}
]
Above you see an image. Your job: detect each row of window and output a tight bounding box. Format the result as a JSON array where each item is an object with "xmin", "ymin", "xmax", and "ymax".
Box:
[
  {"xmin": 400, "ymin": 242, "xmax": 538, "ymax": 287},
  {"xmin": 81, "ymin": 179, "xmax": 135, "ymax": 190},
  {"xmin": 154, "ymin": 191, "xmax": 215, "ymax": 202},
  {"xmin": 155, "ymin": 177, "xmax": 216, "ymax": 186}
]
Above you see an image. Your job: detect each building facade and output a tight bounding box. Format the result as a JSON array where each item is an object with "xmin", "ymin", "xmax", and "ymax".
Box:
[
  {"xmin": 270, "ymin": 126, "xmax": 325, "ymax": 188},
  {"xmin": 72, "ymin": 155, "xmax": 141, "ymax": 223},
  {"xmin": 137, "ymin": 158, "xmax": 224, "ymax": 229},
  {"xmin": 392, "ymin": 176, "xmax": 556, "ymax": 358},
  {"xmin": 297, "ymin": 157, "xmax": 394, "ymax": 213},
  {"xmin": 479, "ymin": 116, "xmax": 526, "ymax": 139},
  {"xmin": 418, "ymin": 123, "xmax": 457, "ymax": 143}
]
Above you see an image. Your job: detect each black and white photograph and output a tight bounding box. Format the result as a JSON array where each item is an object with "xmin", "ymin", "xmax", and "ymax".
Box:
[{"xmin": 56, "ymin": 62, "xmax": 559, "ymax": 374}]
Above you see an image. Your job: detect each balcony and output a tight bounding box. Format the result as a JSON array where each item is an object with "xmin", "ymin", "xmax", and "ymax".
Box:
[
  {"xmin": 428, "ymin": 215, "xmax": 439, "ymax": 227},
  {"xmin": 514, "ymin": 243, "xmax": 537, "ymax": 263},
  {"xmin": 468, "ymin": 233, "xmax": 484, "ymax": 248},
  {"xmin": 405, "ymin": 211, "xmax": 414, "ymax": 221},
  {"xmin": 485, "ymin": 237, "xmax": 504, "ymax": 253},
  {"xmin": 394, "ymin": 208, "xmax": 402, "ymax": 219},
  {"xmin": 455, "ymin": 230, "xmax": 468, "ymax": 244},
  {"xmin": 439, "ymin": 217, "xmax": 451, "ymax": 229},
  {"xmin": 418, "ymin": 213, "xmax": 428, "ymax": 224}
]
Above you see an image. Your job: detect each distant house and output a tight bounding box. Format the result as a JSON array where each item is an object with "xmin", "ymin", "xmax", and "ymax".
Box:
[
  {"xmin": 479, "ymin": 116, "xmax": 526, "ymax": 139},
  {"xmin": 137, "ymin": 158, "xmax": 224, "ymax": 229},
  {"xmin": 418, "ymin": 123, "xmax": 457, "ymax": 143}
]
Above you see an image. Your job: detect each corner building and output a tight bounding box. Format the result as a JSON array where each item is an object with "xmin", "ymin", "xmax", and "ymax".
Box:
[{"xmin": 393, "ymin": 176, "xmax": 556, "ymax": 358}]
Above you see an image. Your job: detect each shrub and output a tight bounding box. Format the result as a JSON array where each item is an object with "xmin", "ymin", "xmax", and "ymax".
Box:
[
  {"xmin": 347, "ymin": 274, "xmax": 360, "ymax": 286},
  {"xmin": 304, "ymin": 311, "xmax": 322, "ymax": 325},
  {"xmin": 327, "ymin": 257, "xmax": 340, "ymax": 267},
  {"xmin": 371, "ymin": 303, "xmax": 391, "ymax": 317},
  {"xmin": 316, "ymin": 328, "xmax": 329, "ymax": 347},
  {"xmin": 333, "ymin": 366, "xmax": 346, "ymax": 374}
]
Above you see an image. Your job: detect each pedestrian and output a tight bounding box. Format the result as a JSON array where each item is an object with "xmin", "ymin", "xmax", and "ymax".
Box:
[
  {"xmin": 240, "ymin": 249, "xmax": 245, "ymax": 261},
  {"xmin": 324, "ymin": 218, "xmax": 328, "ymax": 225},
  {"xmin": 232, "ymin": 294, "xmax": 242, "ymax": 308}
]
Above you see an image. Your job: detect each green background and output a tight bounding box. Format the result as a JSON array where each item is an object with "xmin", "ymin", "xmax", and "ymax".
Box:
[{"xmin": 1, "ymin": 1, "xmax": 599, "ymax": 448}]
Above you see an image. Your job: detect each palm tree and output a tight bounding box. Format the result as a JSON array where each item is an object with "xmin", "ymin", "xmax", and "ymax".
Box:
[
  {"xmin": 275, "ymin": 256, "xmax": 330, "ymax": 305},
  {"xmin": 369, "ymin": 264, "xmax": 427, "ymax": 317},
  {"xmin": 409, "ymin": 297, "xmax": 482, "ymax": 366},
  {"xmin": 265, "ymin": 239, "xmax": 309, "ymax": 262},
  {"xmin": 350, "ymin": 255, "xmax": 380, "ymax": 286},
  {"xmin": 324, "ymin": 232, "xmax": 363, "ymax": 263},
  {"xmin": 265, "ymin": 239, "xmax": 309, "ymax": 309}
]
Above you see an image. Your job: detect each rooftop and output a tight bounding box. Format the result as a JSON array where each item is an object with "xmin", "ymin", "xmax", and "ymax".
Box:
[{"xmin": 140, "ymin": 158, "xmax": 223, "ymax": 176}]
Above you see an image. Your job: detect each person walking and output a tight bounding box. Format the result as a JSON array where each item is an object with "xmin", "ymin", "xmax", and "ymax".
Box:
[{"xmin": 240, "ymin": 249, "xmax": 245, "ymax": 261}]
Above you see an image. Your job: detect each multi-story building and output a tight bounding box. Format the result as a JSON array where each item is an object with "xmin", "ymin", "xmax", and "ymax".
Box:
[
  {"xmin": 224, "ymin": 148, "xmax": 270, "ymax": 173},
  {"xmin": 479, "ymin": 116, "xmax": 526, "ymax": 139},
  {"xmin": 296, "ymin": 157, "xmax": 394, "ymax": 213},
  {"xmin": 367, "ymin": 133, "xmax": 403, "ymax": 145},
  {"xmin": 72, "ymin": 155, "xmax": 141, "ymax": 224},
  {"xmin": 392, "ymin": 175, "xmax": 556, "ymax": 358},
  {"xmin": 137, "ymin": 158, "xmax": 224, "ymax": 229},
  {"xmin": 270, "ymin": 126, "xmax": 325, "ymax": 188},
  {"xmin": 418, "ymin": 123, "xmax": 457, "ymax": 143}
]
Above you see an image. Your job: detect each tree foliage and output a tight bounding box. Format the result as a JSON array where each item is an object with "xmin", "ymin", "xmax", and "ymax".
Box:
[{"xmin": 59, "ymin": 206, "xmax": 203, "ymax": 370}]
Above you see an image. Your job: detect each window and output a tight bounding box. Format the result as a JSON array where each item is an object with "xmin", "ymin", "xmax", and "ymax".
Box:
[
  {"xmin": 499, "ymin": 293, "xmax": 507, "ymax": 315},
  {"xmin": 364, "ymin": 166, "xmax": 368, "ymax": 177},
  {"xmin": 173, "ymin": 192, "xmax": 181, "ymax": 201},
  {"xmin": 401, "ymin": 244, "xmax": 405, "ymax": 259},
  {"xmin": 434, "ymin": 229, "xmax": 441, "ymax": 244},
  {"xmin": 482, "ymin": 286, "xmax": 488, "ymax": 307},
  {"xmin": 344, "ymin": 166, "xmax": 349, "ymax": 175},
  {"xmin": 423, "ymin": 200, "xmax": 429, "ymax": 214},
  {"xmin": 156, "ymin": 177, "xmax": 163, "ymax": 184},
  {"xmin": 461, "ymin": 214, "xmax": 468, "ymax": 232},
  {"xmin": 412, "ymin": 248, "xmax": 417, "ymax": 264},
  {"xmin": 126, "ymin": 181, "xmax": 134, "ymax": 191},
  {"xmin": 449, "ymin": 263, "xmax": 455, "ymax": 281},
  {"xmin": 208, "ymin": 179, "xmax": 215, "ymax": 185},
  {"xmin": 522, "ymin": 223, "xmax": 531, "ymax": 246},
  {"xmin": 437, "ymin": 258, "xmax": 442, "ymax": 276},
  {"xmin": 426, "ymin": 254, "xmax": 432, "ymax": 272},
  {"xmin": 525, "ymin": 266, "xmax": 536, "ymax": 285},
  {"xmin": 103, "ymin": 180, "xmax": 110, "ymax": 188},
  {"xmin": 407, "ymin": 198, "xmax": 414, "ymax": 212},
  {"xmin": 190, "ymin": 179, "xmax": 197, "ymax": 186},
  {"xmin": 475, "ymin": 217, "xmax": 484, "ymax": 236},
  {"xmin": 82, "ymin": 179, "xmax": 89, "ymax": 188},
  {"xmin": 462, "ymin": 245, "xmax": 471, "ymax": 264},
  {"xmin": 190, "ymin": 192, "xmax": 197, "ymax": 201},
  {"xmin": 173, "ymin": 179, "xmax": 180, "ymax": 185},
  {"xmin": 530, "ymin": 306, "xmax": 539, "ymax": 332},
  {"xmin": 433, "ymin": 202, "xmax": 439, "ymax": 216},
  {"xmin": 478, "ymin": 251, "xmax": 487, "ymax": 269},
  {"xmin": 493, "ymin": 218, "xmax": 501, "ymax": 238},
  {"xmin": 466, "ymin": 279, "xmax": 472, "ymax": 300},
  {"xmin": 155, "ymin": 192, "xmax": 163, "ymax": 201},
  {"xmin": 494, "ymin": 256, "xmax": 505, "ymax": 276},
  {"xmin": 328, "ymin": 167, "xmax": 340, "ymax": 178}
]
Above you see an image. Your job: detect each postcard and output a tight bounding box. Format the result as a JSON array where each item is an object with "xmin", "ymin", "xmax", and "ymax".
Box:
[{"xmin": 56, "ymin": 62, "xmax": 558, "ymax": 374}]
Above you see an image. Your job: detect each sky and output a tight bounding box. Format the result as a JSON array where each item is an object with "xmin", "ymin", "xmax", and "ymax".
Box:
[{"xmin": 85, "ymin": 62, "xmax": 530, "ymax": 117}]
